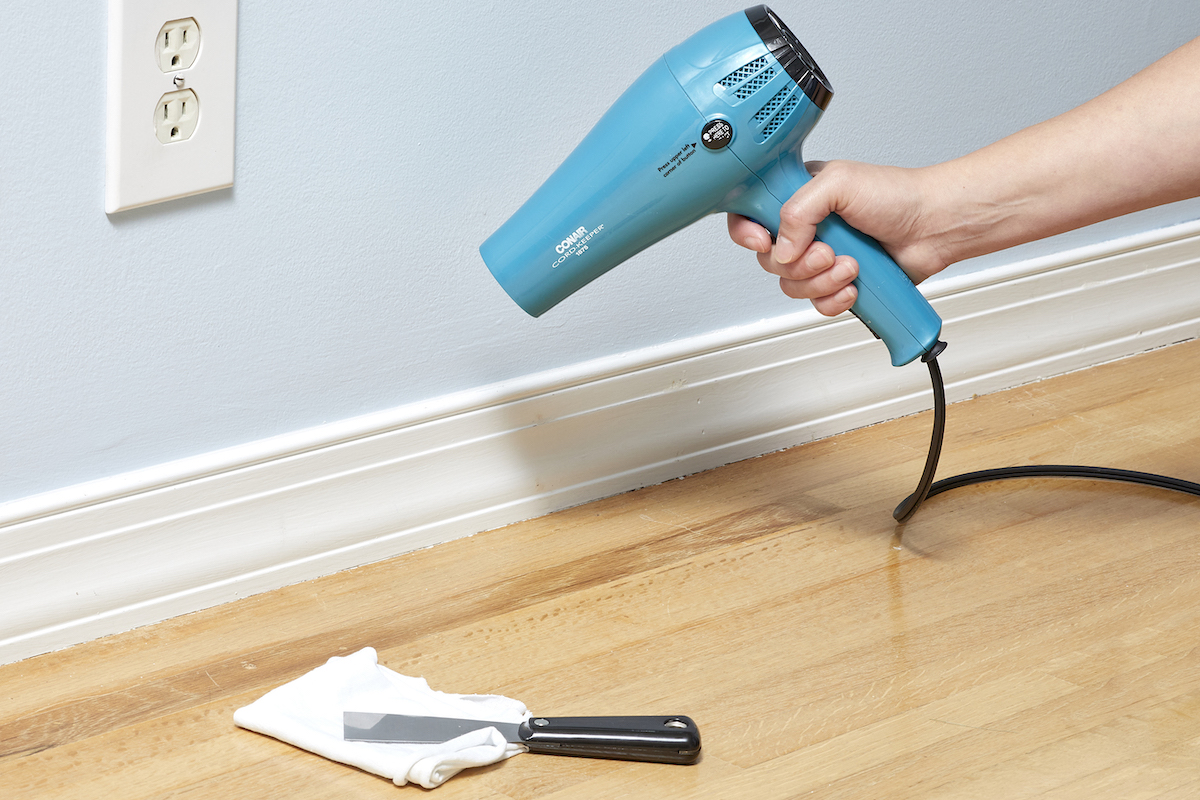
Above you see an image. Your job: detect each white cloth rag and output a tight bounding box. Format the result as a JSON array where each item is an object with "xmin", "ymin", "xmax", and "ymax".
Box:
[{"xmin": 234, "ymin": 647, "xmax": 530, "ymax": 788}]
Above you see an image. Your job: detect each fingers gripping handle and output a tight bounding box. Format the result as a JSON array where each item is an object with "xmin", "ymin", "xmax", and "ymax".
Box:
[{"xmin": 739, "ymin": 176, "xmax": 943, "ymax": 366}]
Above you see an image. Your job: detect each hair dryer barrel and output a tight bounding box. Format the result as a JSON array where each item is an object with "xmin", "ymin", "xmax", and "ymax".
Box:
[{"xmin": 480, "ymin": 59, "xmax": 760, "ymax": 317}]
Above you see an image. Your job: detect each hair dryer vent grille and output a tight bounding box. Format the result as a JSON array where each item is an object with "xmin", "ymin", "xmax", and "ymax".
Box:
[
  {"xmin": 718, "ymin": 56, "xmax": 776, "ymax": 100},
  {"xmin": 753, "ymin": 84, "xmax": 800, "ymax": 140}
]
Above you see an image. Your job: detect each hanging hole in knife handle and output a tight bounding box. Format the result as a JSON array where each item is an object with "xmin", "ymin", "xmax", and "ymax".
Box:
[{"xmin": 664, "ymin": 718, "xmax": 688, "ymax": 729}]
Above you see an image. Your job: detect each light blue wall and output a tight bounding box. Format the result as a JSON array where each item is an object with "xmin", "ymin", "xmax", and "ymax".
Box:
[{"xmin": 2, "ymin": 0, "xmax": 1198, "ymax": 504}]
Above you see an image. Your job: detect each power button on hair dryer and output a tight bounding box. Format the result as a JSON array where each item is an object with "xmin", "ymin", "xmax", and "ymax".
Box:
[{"xmin": 701, "ymin": 119, "xmax": 733, "ymax": 149}]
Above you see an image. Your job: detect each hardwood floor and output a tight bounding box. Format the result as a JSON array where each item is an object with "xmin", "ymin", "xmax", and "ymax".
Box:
[{"xmin": 3, "ymin": 339, "xmax": 1200, "ymax": 798}]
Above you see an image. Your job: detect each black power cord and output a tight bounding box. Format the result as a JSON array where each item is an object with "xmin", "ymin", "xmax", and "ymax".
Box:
[{"xmin": 893, "ymin": 341, "xmax": 1200, "ymax": 524}]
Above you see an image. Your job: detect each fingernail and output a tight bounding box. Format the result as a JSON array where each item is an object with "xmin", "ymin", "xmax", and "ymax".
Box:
[
  {"xmin": 775, "ymin": 237, "xmax": 796, "ymax": 263},
  {"xmin": 833, "ymin": 260, "xmax": 855, "ymax": 281},
  {"xmin": 744, "ymin": 235, "xmax": 766, "ymax": 253}
]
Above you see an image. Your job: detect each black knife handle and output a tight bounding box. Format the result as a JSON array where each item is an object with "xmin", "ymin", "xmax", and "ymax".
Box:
[{"xmin": 516, "ymin": 715, "xmax": 701, "ymax": 764}]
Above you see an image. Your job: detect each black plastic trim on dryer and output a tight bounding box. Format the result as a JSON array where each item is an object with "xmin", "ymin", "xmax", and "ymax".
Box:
[{"xmin": 745, "ymin": 5, "xmax": 833, "ymax": 110}]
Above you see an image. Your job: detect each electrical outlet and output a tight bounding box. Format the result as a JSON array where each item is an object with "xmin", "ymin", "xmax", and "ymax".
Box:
[
  {"xmin": 157, "ymin": 18, "xmax": 201, "ymax": 73},
  {"xmin": 155, "ymin": 89, "xmax": 199, "ymax": 143},
  {"xmin": 105, "ymin": 1, "xmax": 238, "ymax": 213}
]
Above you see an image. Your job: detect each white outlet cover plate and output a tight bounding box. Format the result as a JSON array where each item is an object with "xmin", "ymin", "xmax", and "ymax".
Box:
[{"xmin": 106, "ymin": 0, "xmax": 238, "ymax": 213}]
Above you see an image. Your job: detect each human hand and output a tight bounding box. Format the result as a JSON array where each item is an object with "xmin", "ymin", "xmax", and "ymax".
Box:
[{"xmin": 728, "ymin": 160, "xmax": 951, "ymax": 316}]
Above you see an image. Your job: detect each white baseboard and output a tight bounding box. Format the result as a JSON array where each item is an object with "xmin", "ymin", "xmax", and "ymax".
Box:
[{"xmin": 2, "ymin": 221, "xmax": 1199, "ymax": 665}]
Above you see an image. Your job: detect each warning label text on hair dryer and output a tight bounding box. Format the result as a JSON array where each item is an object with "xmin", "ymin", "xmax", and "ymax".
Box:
[
  {"xmin": 657, "ymin": 142, "xmax": 696, "ymax": 178},
  {"xmin": 551, "ymin": 223, "xmax": 605, "ymax": 269}
]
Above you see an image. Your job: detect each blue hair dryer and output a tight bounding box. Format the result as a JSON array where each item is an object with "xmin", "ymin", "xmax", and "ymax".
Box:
[{"xmin": 481, "ymin": 5, "xmax": 942, "ymax": 366}]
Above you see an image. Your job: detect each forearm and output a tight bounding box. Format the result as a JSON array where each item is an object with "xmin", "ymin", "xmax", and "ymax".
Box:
[{"xmin": 921, "ymin": 36, "xmax": 1200, "ymax": 265}]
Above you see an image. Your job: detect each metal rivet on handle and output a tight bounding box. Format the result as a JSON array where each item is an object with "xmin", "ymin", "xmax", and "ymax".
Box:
[
  {"xmin": 532, "ymin": 718, "xmax": 550, "ymax": 727},
  {"xmin": 664, "ymin": 718, "xmax": 688, "ymax": 729}
]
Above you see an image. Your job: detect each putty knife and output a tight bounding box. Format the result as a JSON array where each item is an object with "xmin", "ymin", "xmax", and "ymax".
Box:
[{"xmin": 343, "ymin": 711, "xmax": 701, "ymax": 764}]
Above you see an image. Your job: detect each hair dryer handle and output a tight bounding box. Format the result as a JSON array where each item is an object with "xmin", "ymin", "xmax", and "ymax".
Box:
[
  {"xmin": 814, "ymin": 214, "xmax": 943, "ymax": 365},
  {"xmin": 737, "ymin": 174, "xmax": 943, "ymax": 366}
]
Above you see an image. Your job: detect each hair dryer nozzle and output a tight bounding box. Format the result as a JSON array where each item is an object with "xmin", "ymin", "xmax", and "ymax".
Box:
[{"xmin": 745, "ymin": 5, "xmax": 832, "ymax": 110}]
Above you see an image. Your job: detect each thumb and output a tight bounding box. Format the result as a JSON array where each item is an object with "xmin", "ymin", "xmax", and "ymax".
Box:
[{"xmin": 774, "ymin": 161, "xmax": 837, "ymax": 264}]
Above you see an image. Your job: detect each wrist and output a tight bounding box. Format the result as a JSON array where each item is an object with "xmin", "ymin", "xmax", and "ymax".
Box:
[{"xmin": 911, "ymin": 157, "xmax": 1037, "ymax": 267}]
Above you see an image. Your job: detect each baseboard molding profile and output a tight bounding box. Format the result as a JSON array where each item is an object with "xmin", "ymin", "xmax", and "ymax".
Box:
[{"xmin": 2, "ymin": 221, "xmax": 1199, "ymax": 665}]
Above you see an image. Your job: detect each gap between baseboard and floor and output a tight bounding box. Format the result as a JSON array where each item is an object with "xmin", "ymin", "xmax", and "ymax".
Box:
[{"xmin": 2, "ymin": 220, "xmax": 1199, "ymax": 665}]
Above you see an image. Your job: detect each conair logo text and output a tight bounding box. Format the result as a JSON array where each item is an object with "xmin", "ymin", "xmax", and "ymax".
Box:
[{"xmin": 551, "ymin": 223, "xmax": 605, "ymax": 268}]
